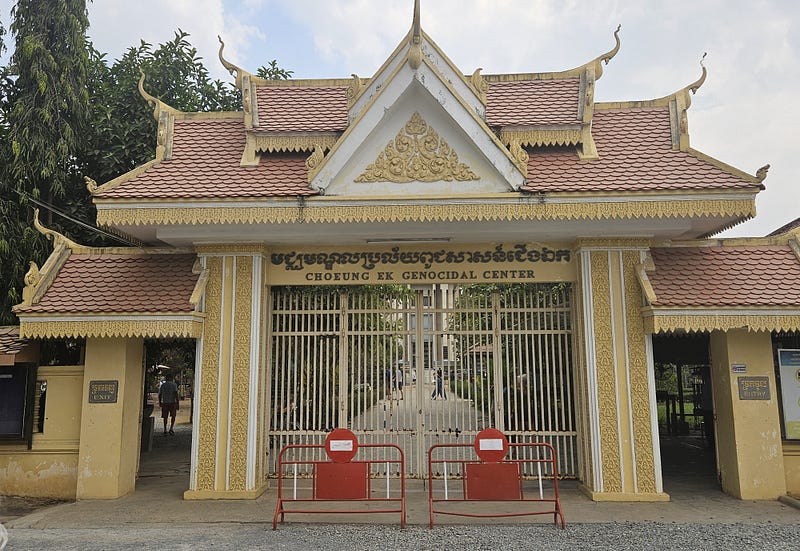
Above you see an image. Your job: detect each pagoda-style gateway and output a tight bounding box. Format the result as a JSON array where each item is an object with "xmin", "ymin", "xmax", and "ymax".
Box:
[{"xmin": 5, "ymin": 3, "xmax": 800, "ymax": 503}]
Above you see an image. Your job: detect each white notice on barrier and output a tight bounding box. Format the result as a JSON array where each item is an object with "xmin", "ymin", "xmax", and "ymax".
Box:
[
  {"xmin": 479, "ymin": 438, "xmax": 504, "ymax": 451},
  {"xmin": 330, "ymin": 440, "xmax": 354, "ymax": 452}
]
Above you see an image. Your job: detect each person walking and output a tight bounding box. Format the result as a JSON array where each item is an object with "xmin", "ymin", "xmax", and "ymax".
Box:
[
  {"xmin": 158, "ymin": 373, "xmax": 180, "ymax": 435},
  {"xmin": 431, "ymin": 368, "xmax": 447, "ymax": 400},
  {"xmin": 395, "ymin": 366, "xmax": 404, "ymax": 400}
]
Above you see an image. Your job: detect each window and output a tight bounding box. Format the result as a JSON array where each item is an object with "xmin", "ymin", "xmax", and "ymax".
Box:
[{"xmin": 0, "ymin": 363, "xmax": 38, "ymax": 446}]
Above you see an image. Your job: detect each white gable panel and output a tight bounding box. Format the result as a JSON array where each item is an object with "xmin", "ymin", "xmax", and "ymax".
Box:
[
  {"xmin": 314, "ymin": 60, "xmax": 525, "ymax": 196},
  {"xmin": 350, "ymin": 33, "xmax": 484, "ymax": 122},
  {"xmin": 326, "ymin": 85, "xmax": 510, "ymax": 196}
]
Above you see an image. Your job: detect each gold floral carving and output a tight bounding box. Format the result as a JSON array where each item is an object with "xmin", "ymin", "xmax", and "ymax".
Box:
[
  {"xmin": 591, "ymin": 251, "xmax": 622, "ymax": 493},
  {"xmin": 572, "ymin": 274, "xmax": 595, "ymax": 488},
  {"xmin": 643, "ymin": 313, "xmax": 800, "ymax": 334},
  {"xmin": 19, "ymin": 319, "xmax": 203, "ymax": 339},
  {"xmin": 306, "ymin": 145, "xmax": 326, "ymax": 183},
  {"xmin": 96, "ymin": 198, "xmax": 757, "ymax": 227},
  {"xmin": 23, "ymin": 262, "xmax": 41, "ymax": 287},
  {"xmin": 470, "ymin": 68, "xmax": 488, "ymax": 104},
  {"xmin": 228, "ymin": 257, "xmax": 253, "ymax": 491},
  {"xmin": 508, "ymin": 141, "xmax": 529, "ymax": 176},
  {"xmin": 499, "ymin": 129, "xmax": 582, "ymax": 147},
  {"xmin": 623, "ymin": 252, "xmax": 657, "ymax": 494},
  {"xmin": 196, "ymin": 257, "xmax": 222, "ymax": 491},
  {"xmin": 354, "ymin": 112, "xmax": 479, "ymax": 183},
  {"xmin": 346, "ymin": 74, "xmax": 364, "ymax": 109}
]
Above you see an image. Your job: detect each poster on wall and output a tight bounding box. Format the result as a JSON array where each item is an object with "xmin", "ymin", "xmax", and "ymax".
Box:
[{"xmin": 778, "ymin": 349, "xmax": 800, "ymax": 439}]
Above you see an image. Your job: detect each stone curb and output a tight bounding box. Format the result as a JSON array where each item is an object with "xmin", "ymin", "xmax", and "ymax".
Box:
[{"xmin": 778, "ymin": 495, "xmax": 800, "ymax": 510}]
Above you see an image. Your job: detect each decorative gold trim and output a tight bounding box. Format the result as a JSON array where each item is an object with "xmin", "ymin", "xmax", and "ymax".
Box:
[
  {"xmin": 85, "ymin": 176, "xmax": 98, "ymax": 195},
  {"xmin": 578, "ymin": 484, "xmax": 670, "ymax": 502},
  {"xmin": 18, "ymin": 319, "xmax": 203, "ymax": 339},
  {"xmin": 197, "ymin": 257, "xmax": 222, "ymax": 491},
  {"xmin": 642, "ymin": 311, "xmax": 800, "ymax": 333},
  {"xmin": 95, "ymin": 197, "xmax": 757, "ymax": 227},
  {"xmin": 228, "ymin": 257, "xmax": 252, "ymax": 491},
  {"xmin": 408, "ymin": 0, "xmax": 423, "ymax": 69},
  {"xmin": 470, "ymin": 68, "xmax": 488, "ymax": 104},
  {"xmin": 33, "ymin": 209, "xmax": 82, "ymax": 251},
  {"xmin": 218, "ymin": 35, "xmax": 251, "ymax": 90},
  {"xmin": 346, "ymin": 74, "xmax": 365, "ymax": 109},
  {"xmin": 196, "ymin": 243, "xmax": 271, "ymax": 255},
  {"xmin": 306, "ymin": 145, "xmax": 326, "ymax": 182},
  {"xmin": 622, "ymin": 251, "xmax": 657, "ymax": 494},
  {"xmin": 756, "ymin": 164, "xmax": 770, "ymax": 183},
  {"xmin": 354, "ymin": 112, "xmax": 479, "ymax": 183},
  {"xmin": 591, "ymin": 250, "xmax": 622, "ymax": 493},
  {"xmin": 183, "ymin": 482, "xmax": 268, "ymax": 500},
  {"xmin": 253, "ymin": 134, "xmax": 338, "ymax": 153},
  {"xmin": 508, "ymin": 140, "xmax": 529, "ymax": 176},
  {"xmin": 499, "ymin": 129, "xmax": 582, "ymax": 147}
]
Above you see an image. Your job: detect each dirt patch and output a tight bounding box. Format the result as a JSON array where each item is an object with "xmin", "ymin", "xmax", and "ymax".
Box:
[{"xmin": 0, "ymin": 496, "xmax": 69, "ymax": 522}]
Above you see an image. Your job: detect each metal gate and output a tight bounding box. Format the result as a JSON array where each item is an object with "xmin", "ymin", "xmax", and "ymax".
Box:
[{"xmin": 267, "ymin": 283, "xmax": 578, "ymax": 478}]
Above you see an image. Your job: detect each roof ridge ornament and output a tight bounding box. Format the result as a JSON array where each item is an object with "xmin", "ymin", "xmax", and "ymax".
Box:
[
  {"xmin": 688, "ymin": 52, "xmax": 708, "ymax": 95},
  {"xmin": 408, "ymin": 0, "xmax": 423, "ymax": 69},
  {"xmin": 218, "ymin": 35, "xmax": 252, "ymax": 88},
  {"xmin": 590, "ymin": 24, "xmax": 621, "ymax": 79},
  {"xmin": 138, "ymin": 69, "xmax": 182, "ymax": 121},
  {"xmin": 33, "ymin": 209, "xmax": 82, "ymax": 251},
  {"xmin": 756, "ymin": 164, "xmax": 770, "ymax": 183}
]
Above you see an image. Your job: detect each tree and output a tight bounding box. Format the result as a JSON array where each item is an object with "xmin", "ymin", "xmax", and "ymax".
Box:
[{"xmin": 0, "ymin": 0, "xmax": 91, "ymax": 324}]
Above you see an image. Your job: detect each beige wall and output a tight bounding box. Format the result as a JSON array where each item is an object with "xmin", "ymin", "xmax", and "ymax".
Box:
[
  {"xmin": 0, "ymin": 365, "xmax": 83, "ymax": 498},
  {"xmin": 76, "ymin": 337, "xmax": 144, "ymax": 499},
  {"xmin": 710, "ymin": 329, "xmax": 786, "ymax": 499},
  {"xmin": 785, "ymin": 442, "xmax": 800, "ymax": 496}
]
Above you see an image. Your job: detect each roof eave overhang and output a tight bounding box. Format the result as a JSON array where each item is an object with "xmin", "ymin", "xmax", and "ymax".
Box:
[
  {"xmin": 18, "ymin": 313, "xmax": 205, "ymax": 339},
  {"xmin": 93, "ymin": 189, "xmax": 758, "ymax": 229},
  {"xmin": 641, "ymin": 306, "xmax": 800, "ymax": 334}
]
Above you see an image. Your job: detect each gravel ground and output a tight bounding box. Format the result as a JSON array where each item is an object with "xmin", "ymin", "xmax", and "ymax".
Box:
[{"xmin": 4, "ymin": 522, "xmax": 800, "ymax": 550}]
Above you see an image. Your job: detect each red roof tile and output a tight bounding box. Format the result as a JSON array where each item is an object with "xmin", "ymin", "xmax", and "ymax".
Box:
[
  {"xmin": 96, "ymin": 117, "xmax": 315, "ymax": 199},
  {"xmin": 486, "ymin": 80, "xmax": 581, "ymax": 126},
  {"xmin": 521, "ymin": 107, "xmax": 756, "ymax": 193},
  {"xmin": 648, "ymin": 246, "xmax": 800, "ymax": 307},
  {"xmin": 256, "ymin": 86, "xmax": 348, "ymax": 132},
  {"xmin": 18, "ymin": 254, "xmax": 199, "ymax": 314},
  {"xmin": 0, "ymin": 326, "xmax": 27, "ymax": 356}
]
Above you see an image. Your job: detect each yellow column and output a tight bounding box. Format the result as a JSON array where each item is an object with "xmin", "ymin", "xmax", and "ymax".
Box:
[
  {"xmin": 576, "ymin": 243, "xmax": 667, "ymax": 501},
  {"xmin": 186, "ymin": 248, "xmax": 269, "ymax": 499},
  {"xmin": 76, "ymin": 337, "xmax": 144, "ymax": 499},
  {"xmin": 710, "ymin": 329, "xmax": 786, "ymax": 499}
]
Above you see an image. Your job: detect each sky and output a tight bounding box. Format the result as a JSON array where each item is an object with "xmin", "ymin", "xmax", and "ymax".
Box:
[{"xmin": 1, "ymin": 0, "xmax": 798, "ymax": 238}]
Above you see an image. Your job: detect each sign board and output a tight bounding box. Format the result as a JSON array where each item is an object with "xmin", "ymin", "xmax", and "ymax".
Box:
[
  {"xmin": 88, "ymin": 380, "xmax": 119, "ymax": 403},
  {"xmin": 267, "ymin": 242, "xmax": 576, "ymax": 285},
  {"xmin": 737, "ymin": 376, "xmax": 770, "ymax": 401},
  {"xmin": 731, "ymin": 364, "xmax": 747, "ymax": 373},
  {"xmin": 778, "ymin": 349, "xmax": 800, "ymax": 439}
]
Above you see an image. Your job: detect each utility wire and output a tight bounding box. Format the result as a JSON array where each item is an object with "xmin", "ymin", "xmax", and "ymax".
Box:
[{"xmin": 2, "ymin": 183, "xmax": 140, "ymax": 247}]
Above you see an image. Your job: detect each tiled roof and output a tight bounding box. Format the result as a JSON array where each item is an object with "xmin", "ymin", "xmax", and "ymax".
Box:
[
  {"xmin": 648, "ymin": 246, "xmax": 800, "ymax": 307},
  {"xmin": 256, "ymin": 86, "xmax": 348, "ymax": 132},
  {"xmin": 18, "ymin": 254, "xmax": 199, "ymax": 314},
  {"xmin": 522, "ymin": 107, "xmax": 756, "ymax": 193},
  {"xmin": 95, "ymin": 117, "xmax": 315, "ymax": 199},
  {"xmin": 486, "ymin": 80, "xmax": 581, "ymax": 126},
  {"xmin": 0, "ymin": 326, "xmax": 27, "ymax": 356}
]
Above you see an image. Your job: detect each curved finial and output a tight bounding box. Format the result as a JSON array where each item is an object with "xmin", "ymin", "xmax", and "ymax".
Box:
[
  {"xmin": 218, "ymin": 35, "xmax": 238, "ymax": 77},
  {"xmin": 24, "ymin": 261, "xmax": 41, "ymax": 288},
  {"xmin": 85, "ymin": 176, "xmax": 98, "ymax": 195},
  {"xmin": 138, "ymin": 68, "xmax": 181, "ymax": 120},
  {"xmin": 756, "ymin": 163, "xmax": 770, "ymax": 182},
  {"xmin": 600, "ymin": 24, "xmax": 622, "ymax": 65},
  {"xmin": 412, "ymin": 0, "xmax": 421, "ymax": 45},
  {"xmin": 688, "ymin": 52, "xmax": 708, "ymax": 95}
]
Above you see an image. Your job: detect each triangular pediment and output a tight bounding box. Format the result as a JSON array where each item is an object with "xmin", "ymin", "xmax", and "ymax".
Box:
[{"xmin": 309, "ymin": 28, "xmax": 526, "ymax": 196}]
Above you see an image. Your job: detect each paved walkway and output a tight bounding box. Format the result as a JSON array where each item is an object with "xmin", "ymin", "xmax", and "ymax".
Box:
[{"xmin": 4, "ymin": 417, "xmax": 799, "ymax": 530}]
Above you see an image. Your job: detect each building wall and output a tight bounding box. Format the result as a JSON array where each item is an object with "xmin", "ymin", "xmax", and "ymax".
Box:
[
  {"xmin": 710, "ymin": 329, "xmax": 786, "ymax": 499},
  {"xmin": 0, "ymin": 365, "xmax": 83, "ymax": 498},
  {"xmin": 784, "ymin": 441, "xmax": 800, "ymax": 496}
]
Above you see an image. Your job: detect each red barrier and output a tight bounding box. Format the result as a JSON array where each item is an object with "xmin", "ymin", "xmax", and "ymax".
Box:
[
  {"xmin": 427, "ymin": 428, "xmax": 565, "ymax": 528},
  {"xmin": 273, "ymin": 428, "xmax": 406, "ymax": 529}
]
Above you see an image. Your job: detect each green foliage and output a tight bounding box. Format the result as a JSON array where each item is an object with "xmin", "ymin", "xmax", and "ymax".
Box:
[{"xmin": 257, "ymin": 60, "xmax": 293, "ymax": 80}]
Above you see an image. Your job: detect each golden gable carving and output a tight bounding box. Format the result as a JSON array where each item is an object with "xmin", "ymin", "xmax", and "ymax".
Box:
[{"xmin": 355, "ymin": 112, "xmax": 479, "ymax": 183}]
